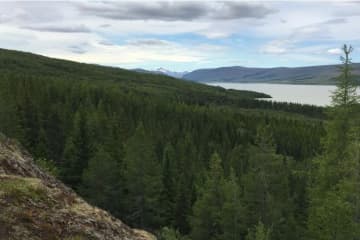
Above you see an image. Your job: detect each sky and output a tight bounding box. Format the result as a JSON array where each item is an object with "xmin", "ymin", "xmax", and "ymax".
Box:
[{"xmin": 0, "ymin": 1, "xmax": 360, "ymax": 71}]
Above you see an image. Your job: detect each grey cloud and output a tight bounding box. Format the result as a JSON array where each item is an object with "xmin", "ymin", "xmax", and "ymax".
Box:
[
  {"xmin": 77, "ymin": 1, "xmax": 275, "ymax": 21},
  {"xmin": 99, "ymin": 24, "xmax": 111, "ymax": 28},
  {"xmin": 98, "ymin": 40, "xmax": 114, "ymax": 46},
  {"xmin": 213, "ymin": 2, "xmax": 277, "ymax": 20},
  {"xmin": 22, "ymin": 24, "xmax": 91, "ymax": 33},
  {"xmin": 68, "ymin": 44, "xmax": 89, "ymax": 54},
  {"xmin": 78, "ymin": 2, "xmax": 206, "ymax": 21},
  {"xmin": 323, "ymin": 18, "xmax": 347, "ymax": 25},
  {"xmin": 127, "ymin": 39, "xmax": 170, "ymax": 46},
  {"xmin": 289, "ymin": 18, "xmax": 346, "ymax": 41}
]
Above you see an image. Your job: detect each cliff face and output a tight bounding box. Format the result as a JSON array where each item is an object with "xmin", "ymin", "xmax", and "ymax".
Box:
[{"xmin": 0, "ymin": 135, "xmax": 155, "ymax": 240}]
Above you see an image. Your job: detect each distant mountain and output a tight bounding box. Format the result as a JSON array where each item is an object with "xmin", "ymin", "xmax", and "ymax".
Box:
[
  {"xmin": 133, "ymin": 68, "xmax": 188, "ymax": 78},
  {"xmin": 183, "ymin": 64, "xmax": 360, "ymax": 85},
  {"xmin": 155, "ymin": 67, "xmax": 189, "ymax": 78}
]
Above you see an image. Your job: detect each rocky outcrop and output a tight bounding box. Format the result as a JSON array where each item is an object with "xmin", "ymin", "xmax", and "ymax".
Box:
[{"xmin": 0, "ymin": 134, "xmax": 156, "ymax": 240}]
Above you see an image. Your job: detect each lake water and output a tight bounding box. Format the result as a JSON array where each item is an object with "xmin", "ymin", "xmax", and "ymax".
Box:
[{"xmin": 207, "ymin": 83, "xmax": 340, "ymax": 106}]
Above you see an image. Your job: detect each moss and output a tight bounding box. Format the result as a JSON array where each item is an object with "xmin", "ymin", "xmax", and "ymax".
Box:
[
  {"xmin": 35, "ymin": 158, "xmax": 59, "ymax": 177},
  {"xmin": 0, "ymin": 177, "xmax": 47, "ymax": 202}
]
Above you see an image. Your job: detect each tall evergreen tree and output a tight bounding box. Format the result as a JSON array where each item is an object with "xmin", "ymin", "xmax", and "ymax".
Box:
[
  {"xmin": 246, "ymin": 221, "xmax": 271, "ymax": 240},
  {"xmin": 174, "ymin": 134, "xmax": 196, "ymax": 234},
  {"xmin": 123, "ymin": 123, "xmax": 164, "ymax": 229},
  {"xmin": 80, "ymin": 145, "xmax": 121, "ymax": 215},
  {"xmin": 220, "ymin": 169, "xmax": 243, "ymax": 240},
  {"xmin": 308, "ymin": 45, "xmax": 360, "ymax": 239},
  {"xmin": 190, "ymin": 152, "xmax": 225, "ymax": 240},
  {"xmin": 61, "ymin": 110, "xmax": 91, "ymax": 188},
  {"xmin": 242, "ymin": 125, "xmax": 296, "ymax": 240},
  {"xmin": 161, "ymin": 143, "xmax": 177, "ymax": 225}
]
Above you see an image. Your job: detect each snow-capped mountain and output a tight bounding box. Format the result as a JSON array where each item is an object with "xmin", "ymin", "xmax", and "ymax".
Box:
[
  {"xmin": 155, "ymin": 68, "xmax": 188, "ymax": 78},
  {"xmin": 132, "ymin": 68, "xmax": 188, "ymax": 78}
]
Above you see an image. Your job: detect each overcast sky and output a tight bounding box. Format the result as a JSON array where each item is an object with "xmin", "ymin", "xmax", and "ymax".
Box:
[{"xmin": 1, "ymin": 1, "xmax": 360, "ymax": 71}]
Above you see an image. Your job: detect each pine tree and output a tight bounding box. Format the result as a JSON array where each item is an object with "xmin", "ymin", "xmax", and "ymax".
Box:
[
  {"xmin": 123, "ymin": 123, "xmax": 164, "ymax": 229},
  {"xmin": 61, "ymin": 111, "xmax": 91, "ymax": 188},
  {"xmin": 0, "ymin": 75, "xmax": 20, "ymax": 137},
  {"xmin": 220, "ymin": 169, "xmax": 243, "ymax": 240},
  {"xmin": 242, "ymin": 125, "xmax": 296, "ymax": 240},
  {"xmin": 190, "ymin": 152, "xmax": 225, "ymax": 240},
  {"xmin": 246, "ymin": 221, "xmax": 271, "ymax": 240},
  {"xmin": 308, "ymin": 45, "xmax": 360, "ymax": 239},
  {"xmin": 332, "ymin": 45, "xmax": 358, "ymax": 107},
  {"xmin": 320, "ymin": 44, "xmax": 359, "ymax": 187},
  {"xmin": 174, "ymin": 134, "xmax": 196, "ymax": 234},
  {"xmin": 35, "ymin": 127, "xmax": 49, "ymax": 159},
  {"xmin": 80, "ymin": 145, "xmax": 121, "ymax": 214},
  {"xmin": 161, "ymin": 143, "xmax": 177, "ymax": 224}
]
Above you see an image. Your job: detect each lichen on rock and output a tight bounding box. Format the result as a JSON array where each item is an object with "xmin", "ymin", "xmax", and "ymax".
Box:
[{"xmin": 0, "ymin": 135, "xmax": 155, "ymax": 240}]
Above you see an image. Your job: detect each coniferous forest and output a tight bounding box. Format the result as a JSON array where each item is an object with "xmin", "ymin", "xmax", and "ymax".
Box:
[{"xmin": 0, "ymin": 45, "xmax": 359, "ymax": 239}]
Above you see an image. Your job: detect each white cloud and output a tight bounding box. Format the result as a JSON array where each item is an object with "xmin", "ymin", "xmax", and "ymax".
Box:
[
  {"xmin": 0, "ymin": 1, "xmax": 360, "ymax": 69},
  {"xmin": 260, "ymin": 40, "xmax": 292, "ymax": 54},
  {"xmin": 56, "ymin": 41, "xmax": 206, "ymax": 64},
  {"xmin": 327, "ymin": 48, "xmax": 342, "ymax": 55}
]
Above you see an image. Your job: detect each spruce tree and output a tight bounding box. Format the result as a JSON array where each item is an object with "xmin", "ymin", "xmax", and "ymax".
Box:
[
  {"xmin": 246, "ymin": 221, "xmax": 271, "ymax": 240},
  {"xmin": 220, "ymin": 169, "xmax": 243, "ymax": 240},
  {"xmin": 242, "ymin": 125, "xmax": 296, "ymax": 240},
  {"xmin": 80, "ymin": 145, "xmax": 121, "ymax": 214},
  {"xmin": 161, "ymin": 143, "xmax": 177, "ymax": 225},
  {"xmin": 308, "ymin": 45, "xmax": 360, "ymax": 239},
  {"xmin": 174, "ymin": 134, "xmax": 196, "ymax": 234},
  {"xmin": 61, "ymin": 111, "xmax": 91, "ymax": 189},
  {"xmin": 190, "ymin": 152, "xmax": 225, "ymax": 240},
  {"xmin": 123, "ymin": 123, "xmax": 164, "ymax": 229}
]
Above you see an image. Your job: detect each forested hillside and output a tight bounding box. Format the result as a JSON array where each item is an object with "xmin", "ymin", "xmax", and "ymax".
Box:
[{"xmin": 1, "ymin": 47, "xmax": 356, "ymax": 240}]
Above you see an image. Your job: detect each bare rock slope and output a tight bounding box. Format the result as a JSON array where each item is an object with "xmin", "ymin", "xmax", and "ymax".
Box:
[{"xmin": 0, "ymin": 134, "xmax": 155, "ymax": 240}]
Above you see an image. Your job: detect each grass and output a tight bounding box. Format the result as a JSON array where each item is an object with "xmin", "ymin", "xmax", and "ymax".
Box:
[{"xmin": 0, "ymin": 177, "xmax": 47, "ymax": 202}]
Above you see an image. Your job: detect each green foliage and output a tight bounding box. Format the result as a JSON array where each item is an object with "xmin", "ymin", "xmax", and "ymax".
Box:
[
  {"xmin": 190, "ymin": 152, "xmax": 225, "ymax": 240},
  {"xmin": 61, "ymin": 111, "xmax": 92, "ymax": 189},
  {"xmin": 0, "ymin": 178, "xmax": 47, "ymax": 202},
  {"xmin": 220, "ymin": 169, "xmax": 243, "ymax": 240},
  {"xmin": 161, "ymin": 143, "xmax": 177, "ymax": 224},
  {"xmin": 123, "ymin": 123, "xmax": 164, "ymax": 228},
  {"xmin": 242, "ymin": 126, "xmax": 297, "ymax": 239},
  {"xmin": 308, "ymin": 187, "xmax": 358, "ymax": 240},
  {"xmin": 0, "ymin": 48, "xmax": 328, "ymax": 235},
  {"xmin": 80, "ymin": 145, "xmax": 121, "ymax": 214},
  {"xmin": 332, "ymin": 45, "xmax": 359, "ymax": 106},
  {"xmin": 308, "ymin": 45, "xmax": 360, "ymax": 239},
  {"xmin": 246, "ymin": 221, "xmax": 271, "ymax": 240},
  {"xmin": 158, "ymin": 227, "xmax": 189, "ymax": 240},
  {"xmin": 35, "ymin": 158, "xmax": 59, "ymax": 177}
]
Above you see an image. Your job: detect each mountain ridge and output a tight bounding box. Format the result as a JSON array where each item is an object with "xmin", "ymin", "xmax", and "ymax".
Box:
[
  {"xmin": 182, "ymin": 64, "xmax": 360, "ymax": 84},
  {"xmin": 0, "ymin": 48, "xmax": 270, "ymax": 105}
]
